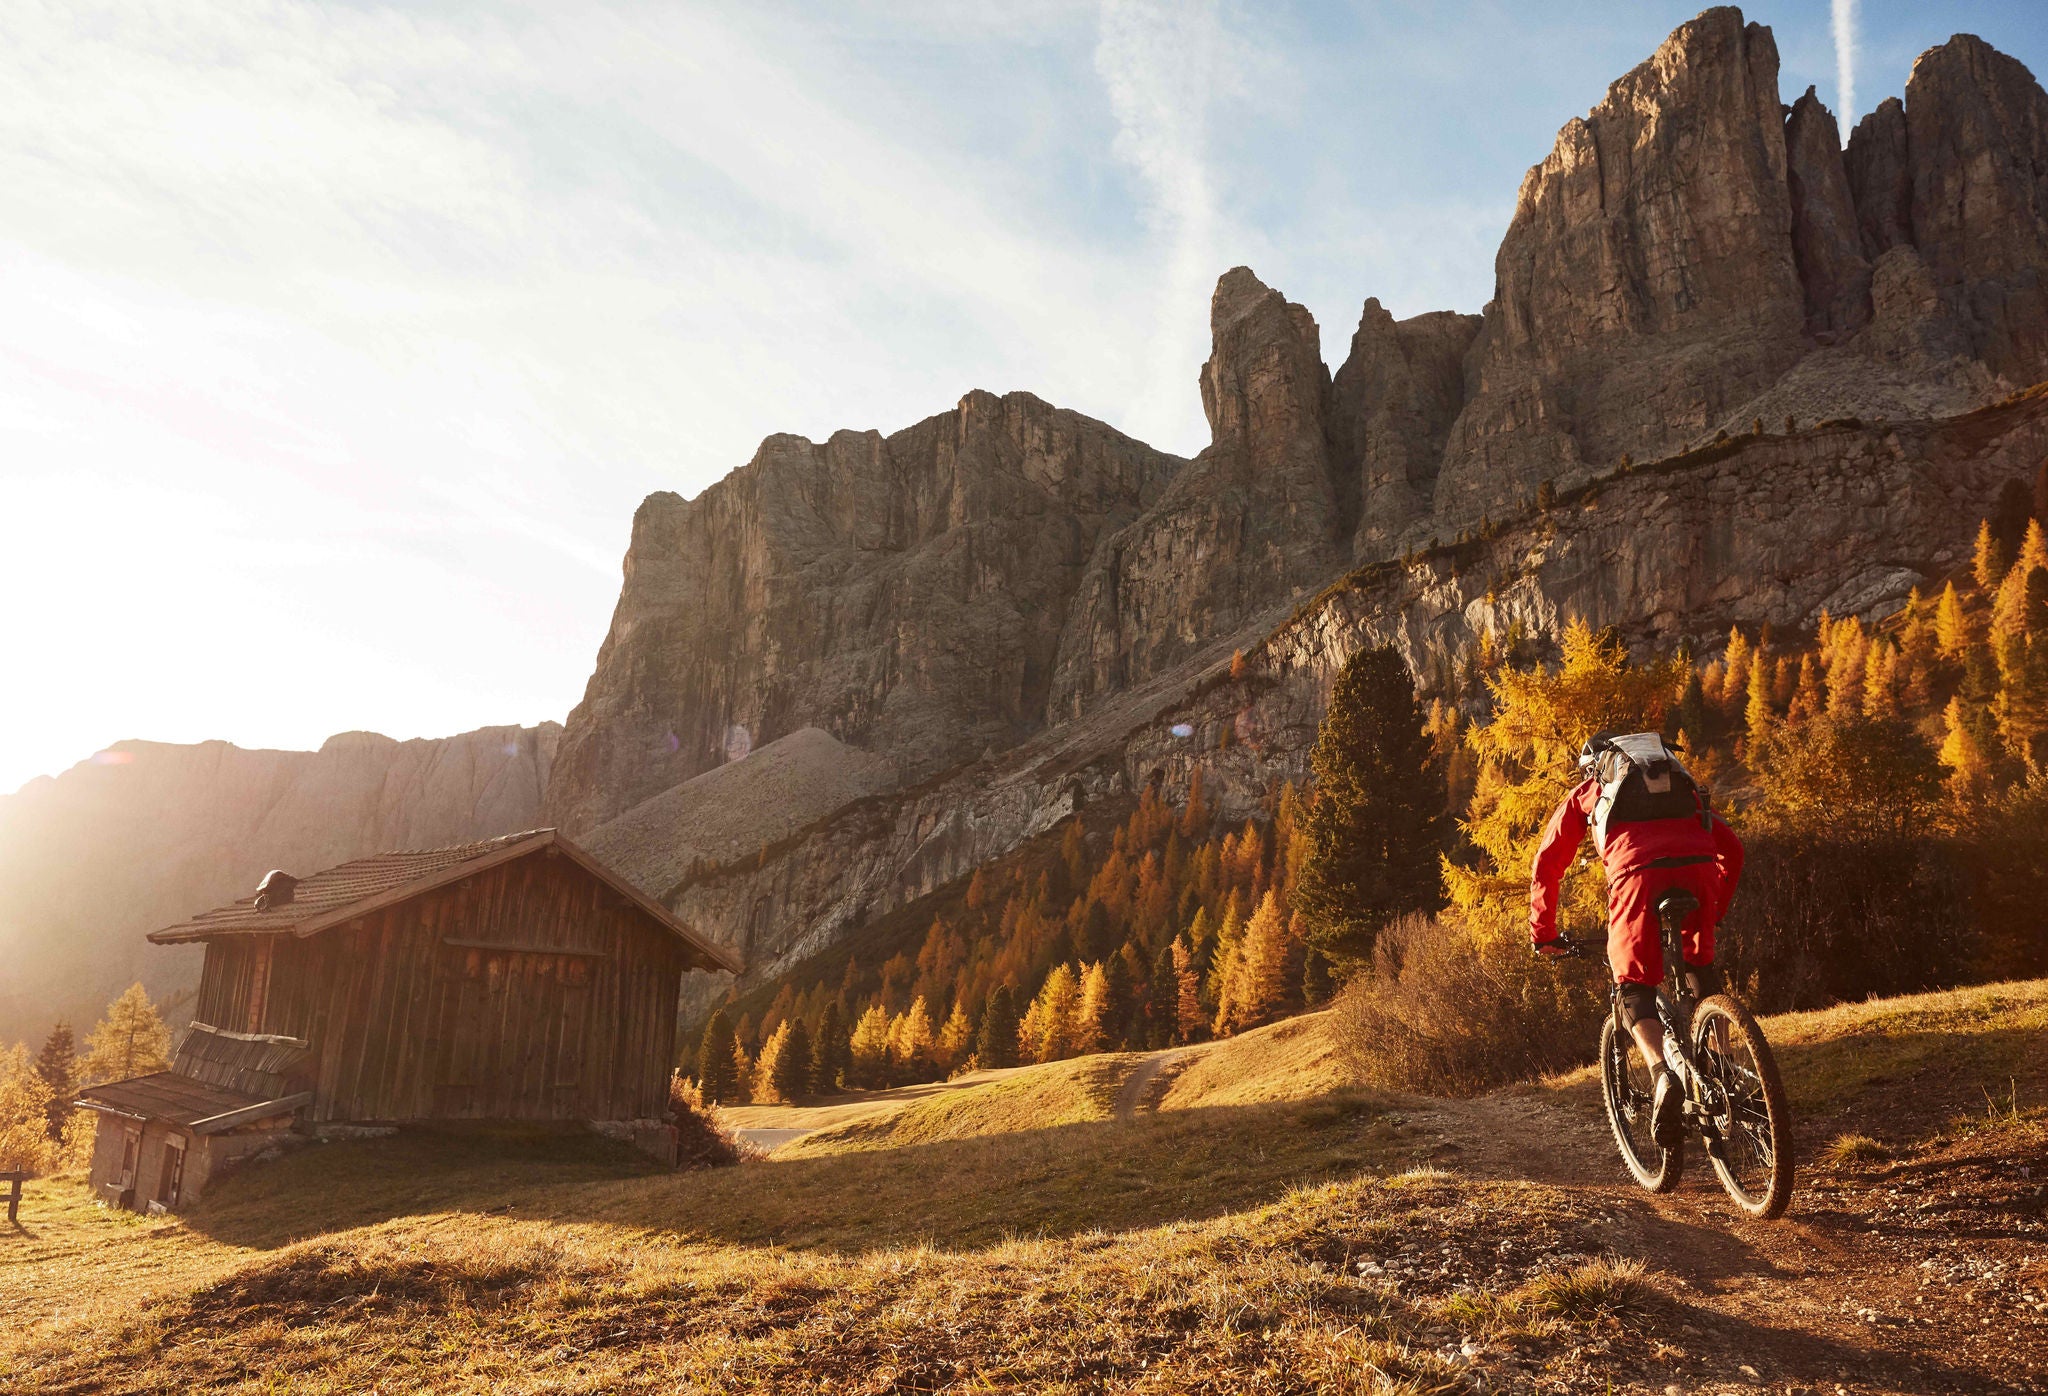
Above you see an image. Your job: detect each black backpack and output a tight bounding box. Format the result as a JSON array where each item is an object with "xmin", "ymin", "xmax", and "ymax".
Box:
[{"xmin": 1583, "ymin": 732, "xmax": 1711, "ymax": 854}]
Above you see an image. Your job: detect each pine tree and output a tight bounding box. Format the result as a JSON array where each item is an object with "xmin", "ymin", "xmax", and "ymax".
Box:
[
  {"xmin": 696, "ymin": 1010, "xmax": 737, "ymax": 1104},
  {"xmin": 1293, "ymin": 645, "xmax": 1444, "ymax": 965},
  {"xmin": 1825, "ymin": 620, "xmax": 1867, "ymax": 719},
  {"xmin": 975, "ymin": 985, "xmax": 1020, "ymax": 1069},
  {"xmin": 0, "ymin": 1045, "xmax": 56, "ymax": 1174},
  {"xmin": 80, "ymin": 984, "xmax": 172, "ymax": 1086},
  {"xmin": 1146, "ymin": 943, "xmax": 1178, "ymax": 1047},
  {"xmin": 1744, "ymin": 652, "xmax": 1775, "ymax": 754},
  {"xmin": 1787, "ymin": 654, "xmax": 1825, "ymax": 727},
  {"xmin": 34, "ymin": 1023, "xmax": 75, "ymax": 1140},
  {"xmin": 849, "ymin": 1003, "xmax": 892, "ymax": 1087},
  {"xmin": 935, "ymin": 1001, "xmax": 975, "ymax": 1074},
  {"xmin": 812, "ymin": 1001, "xmax": 849, "ymax": 1093},
  {"xmin": 1940, "ymin": 696, "xmax": 1998, "ymax": 802},
  {"xmin": 1171, "ymin": 937, "xmax": 1207, "ymax": 1044},
  {"xmin": 888, "ymin": 997, "xmax": 936, "ymax": 1080},
  {"xmin": 754, "ymin": 1019, "xmax": 809, "ymax": 1105},
  {"xmin": 1862, "ymin": 639, "xmax": 1901, "ymax": 721},
  {"xmin": 729, "ymin": 1038, "xmax": 755, "ymax": 1104},
  {"xmin": 1676, "ymin": 666, "xmax": 1709, "ymax": 748},
  {"xmin": 1301, "ymin": 945, "xmax": 1334, "ymax": 1007},
  {"xmin": 1213, "ymin": 891, "xmax": 1296, "ymax": 1036},
  {"xmin": 1074, "ymin": 962, "xmax": 1112, "ymax": 1054},
  {"xmin": 1975, "ymin": 519, "xmax": 2011, "ymax": 591},
  {"xmin": 1021, "ymin": 966, "xmax": 1079, "ymax": 1063},
  {"xmin": 1936, "ymin": 581, "xmax": 1970, "ymax": 661},
  {"xmin": 1720, "ymin": 627, "xmax": 1754, "ymax": 708}
]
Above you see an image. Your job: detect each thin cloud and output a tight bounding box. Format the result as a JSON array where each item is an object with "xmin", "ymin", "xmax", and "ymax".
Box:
[
  {"xmin": 1094, "ymin": 0, "xmax": 1230, "ymax": 452},
  {"xmin": 1833, "ymin": 0, "xmax": 1859, "ymax": 126}
]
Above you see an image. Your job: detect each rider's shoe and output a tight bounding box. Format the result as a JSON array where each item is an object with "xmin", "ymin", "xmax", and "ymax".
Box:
[{"xmin": 1651, "ymin": 1067, "xmax": 1685, "ymax": 1149}]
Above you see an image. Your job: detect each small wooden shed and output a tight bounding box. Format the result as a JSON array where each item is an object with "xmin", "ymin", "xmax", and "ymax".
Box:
[
  {"xmin": 80, "ymin": 829, "xmax": 737, "ymax": 1209},
  {"xmin": 76, "ymin": 1023, "xmax": 312, "ymax": 1211}
]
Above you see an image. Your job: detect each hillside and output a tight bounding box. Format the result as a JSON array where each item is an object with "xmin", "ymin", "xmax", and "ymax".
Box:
[{"xmin": 5, "ymin": 980, "xmax": 2043, "ymax": 1393}]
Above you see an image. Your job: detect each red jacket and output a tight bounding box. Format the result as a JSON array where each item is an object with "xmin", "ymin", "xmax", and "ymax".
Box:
[{"xmin": 1529, "ymin": 776, "xmax": 1745, "ymax": 944}]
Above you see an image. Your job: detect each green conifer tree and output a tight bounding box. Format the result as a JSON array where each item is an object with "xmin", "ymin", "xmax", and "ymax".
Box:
[
  {"xmin": 696, "ymin": 1009, "xmax": 738, "ymax": 1105},
  {"xmin": 974, "ymin": 984, "xmax": 1020, "ymax": 1069},
  {"xmin": 812, "ymin": 1001, "xmax": 849, "ymax": 1093},
  {"xmin": 34, "ymin": 1023, "xmax": 75, "ymax": 1140},
  {"xmin": 1293, "ymin": 645, "xmax": 1444, "ymax": 964}
]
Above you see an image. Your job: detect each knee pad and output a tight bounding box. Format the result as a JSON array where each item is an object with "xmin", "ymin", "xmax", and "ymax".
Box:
[
  {"xmin": 1683, "ymin": 963, "xmax": 1719, "ymax": 1000},
  {"xmin": 1614, "ymin": 982, "xmax": 1661, "ymax": 1031}
]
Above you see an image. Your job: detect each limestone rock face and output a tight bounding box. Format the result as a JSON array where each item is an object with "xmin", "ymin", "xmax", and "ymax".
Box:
[
  {"xmin": 1785, "ymin": 87, "xmax": 1872, "ymax": 337},
  {"xmin": 1846, "ymin": 96, "xmax": 1913, "ymax": 257},
  {"xmin": 1046, "ymin": 269, "xmax": 1345, "ymax": 717},
  {"xmin": 546, "ymin": 391, "xmax": 1182, "ymax": 833},
  {"xmin": 1904, "ymin": 34, "xmax": 2048, "ymax": 381},
  {"xmin": 1433, "ymin": 7, "xmax": 1806, "ymax": 526},
  {"xmin": 1327, "ymin": 300, "xmax": 1481, "ymax": 558},
  {"xmin": 0, "ymin": 723, "xmax": 560, "ymax": 1045},
  {"xmin": 655, "ymin": 392, "xmax": 2048, "ymax": 1005}
]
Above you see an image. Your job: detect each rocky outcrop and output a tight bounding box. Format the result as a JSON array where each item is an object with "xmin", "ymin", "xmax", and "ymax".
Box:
[
  {"xmin": 546, "ymin": 391, "xmax": 1182, "ymax": 833},
  {"xmin": 1846, "ymin": 97, "xmax": 1912, "ymax": 257},
  {"xmin": 1327, "ymin": 302, "xmax": 1481, "ymax": 556},
  {"xmin": 0, "ymin": 723, "xmax": 559, "ymax": 1045},
  {"xmin": 1903, "ymin": 34, "xmax": 2048, "ymax": 381},
  {"xmin": 1786, "ymin": 87, "xmax": 1871, "ymax": 337},
  {"xmin": 1433, "ymin": 8, "xmax": 1807, "ymax": 526},
  {"xmin": 1045, "ymin": 270, "xmax": 1346, "ymax": 718}
]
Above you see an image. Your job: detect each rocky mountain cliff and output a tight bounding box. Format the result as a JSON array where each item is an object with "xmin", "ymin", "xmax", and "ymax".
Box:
[
  {"xmin": 549, "ymin": 9, "xmax": 2048, "ymax": 1008},
  {"xmin": 0, "ymin": 724, "xmax": 558, "ymax": 1045}
]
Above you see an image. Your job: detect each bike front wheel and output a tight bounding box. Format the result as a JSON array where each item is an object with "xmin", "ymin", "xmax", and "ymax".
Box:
[
  {"xmin": 1693, "ymin": 995, "xmax": 1794, "ymax": 1219},
  {"xmin": 1600, "ymin": 1012, "xmax": 1680, "ymax": 1193}
]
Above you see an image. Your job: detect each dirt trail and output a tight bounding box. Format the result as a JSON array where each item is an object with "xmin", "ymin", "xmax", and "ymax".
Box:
[
  {"xmin": 1111, "ymin": 1044, "xmax": 1213, "ymax": 1120},
  {"xmin": 1406, "ymin": 1089, "xmax": 2047, "ymax": 1395}
]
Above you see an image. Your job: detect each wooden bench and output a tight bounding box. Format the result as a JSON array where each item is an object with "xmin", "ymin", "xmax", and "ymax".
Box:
[{"xmin": 1, "ymin": 1171, "xmax": 24, "ymax": 1225}]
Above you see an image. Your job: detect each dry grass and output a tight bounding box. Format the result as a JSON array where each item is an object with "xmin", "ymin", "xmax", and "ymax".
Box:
[
  {"xmin": 1821, "ymin": 1133, "xmax": 1891, "ymax": 1165},
  {"xmin": 778, "ymin": 1053, "xmax": 1135, "ymax": 1156},
  {"xmin": 3, "ymin": 1152, "xmax": 1640, "ymax": 1394},
  {"xmin": 0, "ymin": 1088, "xmax": 1652, "ymax": 1394},
  {"xmin": 1157, "ymin": 1012, "xmax": 1352, "ymax": 1111},
  {"xmin": 15, "ymin": 981, "xmax": 2047, "ymax": 1392}
]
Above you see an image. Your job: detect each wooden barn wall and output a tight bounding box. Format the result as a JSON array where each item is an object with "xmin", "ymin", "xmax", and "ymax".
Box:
[{"xmin": 209, "ymin": 854, "xmax": 686, "ymax": 1123}]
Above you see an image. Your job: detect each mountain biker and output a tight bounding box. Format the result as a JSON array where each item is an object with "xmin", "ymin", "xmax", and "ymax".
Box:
[{"xmin": 1528, "ymin": 731, "xmax": 1744, "ymax": 1147}]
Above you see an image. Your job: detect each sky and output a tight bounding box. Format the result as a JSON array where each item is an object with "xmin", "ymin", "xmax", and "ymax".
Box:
[{"xmin": 4, "ymin": 0, "xmax": 2047, "ymax": 797}]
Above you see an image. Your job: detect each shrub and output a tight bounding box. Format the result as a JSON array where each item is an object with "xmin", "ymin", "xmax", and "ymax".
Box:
[
  {"xmin": 1717, "ymin": 830, "xmax": 1971, "ymax": 1012},
  {"xmin": 667, "ymin": 1077, "xmax": 748, "ymax": 1169},
  {"xmin": 1328, "ymin": 913, "xmax": 1607, "ymax": 1096}
]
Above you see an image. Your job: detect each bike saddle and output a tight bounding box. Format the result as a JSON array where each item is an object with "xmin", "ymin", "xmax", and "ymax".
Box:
[{"xmin": 1654, "ymin": 888, "xmax": 1700, "ymax": 930}]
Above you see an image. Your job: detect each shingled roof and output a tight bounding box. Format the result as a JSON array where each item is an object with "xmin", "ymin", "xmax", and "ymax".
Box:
[{"xmin": 146, "ymin": 828, "xmax": 741, "ymax": 972}]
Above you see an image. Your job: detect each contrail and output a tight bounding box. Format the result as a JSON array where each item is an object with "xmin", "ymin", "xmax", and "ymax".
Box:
[{"xmin": 1832, "ymin": 0, "xmax": 1858, "ymax": 126}]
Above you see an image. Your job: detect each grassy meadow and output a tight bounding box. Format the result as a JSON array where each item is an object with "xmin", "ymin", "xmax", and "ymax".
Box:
[{"xmin": 3, "ymin": 982, "xmax": 2045, "ymax": 1394}]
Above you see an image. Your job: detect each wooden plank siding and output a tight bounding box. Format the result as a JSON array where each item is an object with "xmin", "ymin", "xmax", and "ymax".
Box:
[{"xmin": 189, "ymin": 850, "xmax": 685, "ymax": 1123}]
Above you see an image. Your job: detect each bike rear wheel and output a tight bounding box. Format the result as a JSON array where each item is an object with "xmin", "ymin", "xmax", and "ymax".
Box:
[
  {"xmin": 1600, "ymin": 1012, "xmax": 1680, "ymax": 1192},
  {"xmin": 1693, "ymin": 995, "xmax": 1794, "ymax": 1219}
]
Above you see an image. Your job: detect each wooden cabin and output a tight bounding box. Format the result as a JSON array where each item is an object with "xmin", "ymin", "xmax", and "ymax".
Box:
[
  {"xmin": 77, "ymin": 829, "xmax": 737, "ymax": 1209},
  {"xmin": 76, "ymin": 1023, "xmax": 312, "ymax": 1212}
]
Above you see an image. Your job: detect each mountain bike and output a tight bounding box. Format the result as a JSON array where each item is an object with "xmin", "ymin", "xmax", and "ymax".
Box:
[{"xmin": 1555, "ymin": 888, "xmax": 1794, "ymax": 1219}]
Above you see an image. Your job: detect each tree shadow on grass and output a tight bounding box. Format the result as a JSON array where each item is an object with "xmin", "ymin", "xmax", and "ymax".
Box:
[{"xmin": 181, "ymin": 1096, "xmax": 1409, "ymax": 1255}]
